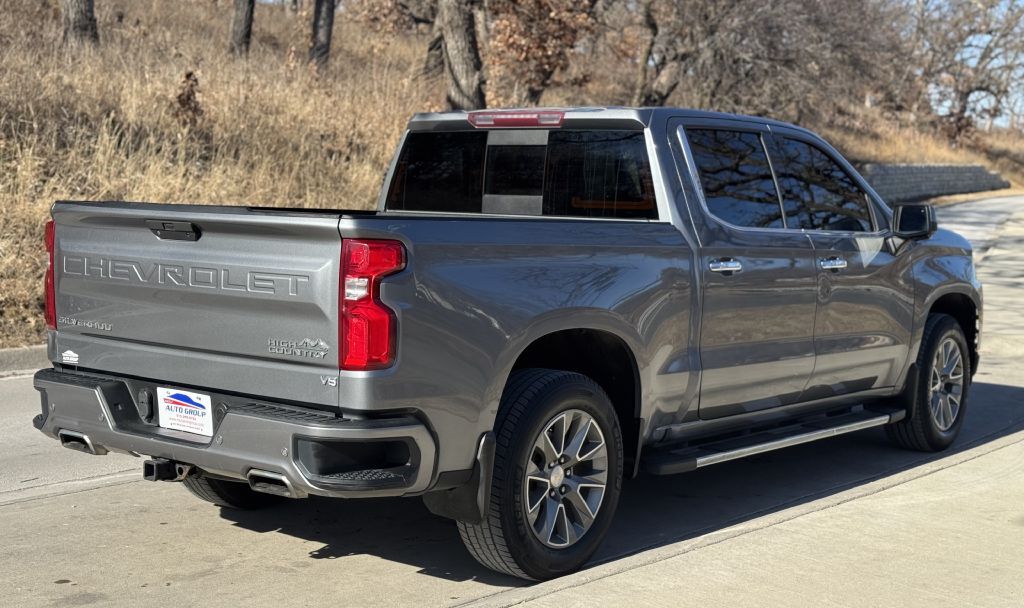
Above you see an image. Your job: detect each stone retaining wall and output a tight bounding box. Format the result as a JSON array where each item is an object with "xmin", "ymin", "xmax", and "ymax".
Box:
[{"xmin": 861, "ymin": 164, "xmax": 1010, "ymax": 203}]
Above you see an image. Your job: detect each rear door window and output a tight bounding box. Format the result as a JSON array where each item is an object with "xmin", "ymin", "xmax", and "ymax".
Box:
[
  {"xmin": 768, "ymin": 137, "xmax": 873, "ymax": 232},
  {"xmin": 685, "ymin": 129, "xmax": 785, "ymax": 229},
  {"xmin": 385, "ymin": 130, "xmax": 657, "ymax": 219}
]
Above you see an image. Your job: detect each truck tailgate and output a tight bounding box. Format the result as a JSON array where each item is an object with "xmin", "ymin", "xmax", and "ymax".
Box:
[{"xmin": 50, "ymin": 202, "xmax": 342, "ymax": 407}]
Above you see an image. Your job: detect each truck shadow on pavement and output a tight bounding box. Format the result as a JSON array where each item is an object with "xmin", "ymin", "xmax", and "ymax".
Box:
[{"xmin": 219, "ymin": 379, "xmax": 1023, "ymax": 585}]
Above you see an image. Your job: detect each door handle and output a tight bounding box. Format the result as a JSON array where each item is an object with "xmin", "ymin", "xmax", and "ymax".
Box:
[
  {"xmin": 146, "ymin": 219, "xmax": 201, "ymax": 241},
  {"xmin": 819, "ymin": 256, "xmax": 847, "ymax": 271},
  {"xmin": 709, "ymin": 258, "xmax": 743, "ymax": 273}
]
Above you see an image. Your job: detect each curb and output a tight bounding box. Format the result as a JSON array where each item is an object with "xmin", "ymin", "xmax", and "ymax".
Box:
[{"xmin": 0, "ymin": 344, "xmax": 48, "ymax": 375}]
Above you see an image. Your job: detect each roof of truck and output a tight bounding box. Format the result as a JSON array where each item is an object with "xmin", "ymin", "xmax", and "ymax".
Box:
[{"xmin": 408, "ymin": 107, "xmax": 812, "ymax": 134}]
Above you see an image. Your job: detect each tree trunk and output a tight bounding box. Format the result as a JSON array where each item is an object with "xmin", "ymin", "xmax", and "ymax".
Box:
[
  {"xmin": 229, "ymin": 0, "xmax": 255, "ymax": 56},
  {"xmin": 435, "ymin": 0, "xmax": 486, "ymax": 110},
  {"xmin": 640, "ymin": 60, "xmax": 682, "ymax": 106},
  {"xmin": 60, "ymin": 0, "xmax": 99, "ymax": 45},
  {"xmin": 948, "ymin": 89, "xmax": 976, "ymax": 143},
  {"xmin": 472, "ymin": 2, "xmax": 488, "ymax": 53},
  {"xmin": 423, "ymin": 30, "xmax": 445, "ymax": 78},
  {"xmin": 630, "ymin": 2, "xmax": 658, "ymax": 107},
  {"xmin": 308, "ymin": 0, "xmax": 335, "ymax": 69}
]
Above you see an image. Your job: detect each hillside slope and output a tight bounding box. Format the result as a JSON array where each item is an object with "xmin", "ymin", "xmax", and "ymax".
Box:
[{"xmin": 1, "ymin": 0, "xmax": 1021, "ymax": 348}]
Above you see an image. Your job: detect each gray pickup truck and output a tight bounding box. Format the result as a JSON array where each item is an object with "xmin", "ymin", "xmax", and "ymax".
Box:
[{"xmin": 34, "ymin": 108, "xmax": 981, "ymax": 580}]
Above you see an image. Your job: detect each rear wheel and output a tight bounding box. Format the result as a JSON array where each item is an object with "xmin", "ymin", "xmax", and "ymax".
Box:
[
  {"xmin": 182, "ymin": 472, "xmax": 285, "ymax": 510},
  {"xmin": 458, "ymin": 369, "xmax": 623, "ymax": 580},
  {"xmin": 887, "ymin": 313, "xmax": 971, "ymax": 452}
]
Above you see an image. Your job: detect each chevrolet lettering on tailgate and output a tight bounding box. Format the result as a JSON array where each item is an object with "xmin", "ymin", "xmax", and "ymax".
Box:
[{"xmin": 62, "ymin": 254, "xmax": 310, "ymax": 296}]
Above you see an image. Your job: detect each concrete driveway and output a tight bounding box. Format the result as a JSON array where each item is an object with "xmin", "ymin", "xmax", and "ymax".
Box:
[{"xmin": 2, "ymin": 196, "xmax": 1022, "ymax": 607}]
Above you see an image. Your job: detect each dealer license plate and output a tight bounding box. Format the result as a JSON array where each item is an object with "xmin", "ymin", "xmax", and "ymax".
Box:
[{"xmin": 156, "ymin": 387, "xmax": 214, "ymax": 437}]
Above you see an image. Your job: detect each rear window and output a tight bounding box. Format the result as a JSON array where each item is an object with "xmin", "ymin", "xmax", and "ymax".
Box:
[
  {"xmin": 385, "ymin": 130, "xmax": 657, "ymax": 219},
  {"xmin": 484, "ymin": 145, "xmax": 546, "ymax": 196},
  {"xmin": 385, "ymin": 131, "xmax": 487, "ymax": 213}
]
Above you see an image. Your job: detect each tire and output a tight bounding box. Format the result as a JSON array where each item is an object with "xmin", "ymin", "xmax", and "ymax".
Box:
[
  {"xmin": 458, "ymin": 369, "xmax": 624, "ymax": 581},
  {"xmin": 887, "ymin": 313, "xmax": 971, "ymax": 452},
  {"xmin": 182, "ymin": 472, "xmax": 285, "ymax": 510}
]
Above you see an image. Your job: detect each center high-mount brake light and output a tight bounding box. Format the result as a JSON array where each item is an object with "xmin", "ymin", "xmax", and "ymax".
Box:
[
  {"xmin": 340, "ymin": 239, "xmax": 406, "ymax": 371},
  {"xmin": 44, "ymin": 220, "xmax": 56, "ymax": 330},
  {"xmin": 468, "ymin": 110, "xmax": 564, "ymax": 128}
]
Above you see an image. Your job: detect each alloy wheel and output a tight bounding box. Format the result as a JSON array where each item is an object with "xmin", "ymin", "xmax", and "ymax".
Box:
[
  {"xmin": 522, "ymin": 409, "xmax": 608, "ymax": 548},
  {"xmin": 930, "ymin": 337, "xmax": 964, "ymax": 432}
]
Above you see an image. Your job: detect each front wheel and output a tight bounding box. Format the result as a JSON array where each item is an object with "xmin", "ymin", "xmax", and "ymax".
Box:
[
  {"xmin": 458, "ymin": 369, "xmax": 624, "ymax": 580},
  {"xmin": 887, "ymin": 313, "xmax": 971, "ymax": 452}
]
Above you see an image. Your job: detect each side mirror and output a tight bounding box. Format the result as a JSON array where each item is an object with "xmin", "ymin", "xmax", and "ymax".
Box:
[{"xmin": 892, "ymin": 203, "xmax": 937, "ymax": 239}]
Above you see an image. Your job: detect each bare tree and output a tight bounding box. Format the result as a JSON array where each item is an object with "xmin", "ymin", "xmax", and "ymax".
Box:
[
  {"xmin": 630, "ymin": 0, "xmax": 687, "ymax": 106},
  {"xmin": 348, "ymin": 0, "xmax": 480, "ymax": 107},
  {"xmin": 60, "ymin": 0, "xmax": 99, "ymax": 45},
  {"xmin": 348, "ymin": 0, "xmax": 436, "ymax": 33},
  {"xmin": 617, "ymin": 0, "xmax": 903, "ymax": 122},
  {"xmin": 347, "ymin": 0, "xmax": 929, "ymax": 125},
  {"xmin": 1008, "ymin": 92, "xmax": 1024, "ymax": 132},
  {"xmin": 356, "ymin": 0, "xmax": 599, "ymax": 107},
  {"xmin": 486, "ymin": 0, "xmax": 598, "ymax": 105},
  {"xmin": 309, "ymin": 0, "xmax": 336, "ymax": 69},
  {"xmin": 433, "ymin": 0, "xmax": 486, "ymax": 109},
  {"xmin": 907, "ymin": 0, "xmax": 1024, "ymax": 141},
  {"xmin": 229, "ymin": 0, "xmax": 255, "ymax": 56}
]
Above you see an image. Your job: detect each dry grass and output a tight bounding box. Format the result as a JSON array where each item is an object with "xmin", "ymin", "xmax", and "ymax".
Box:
[
  {"xmin": 822, "ymin": 121, "xmax": 983, "ymax": 166},
  {"xmin": 2, "ymin": 1, "xmax": 1023, "ymax": 348},
  {"xmin": 818, "ymin": 107, "xmax": 1024, "ymax": 188},
  {"xmin": 0, "ymin": 0, "xmax": 435, "ymax": 347},
  {"xmin": 926, "ymin": 188, "xmax": 1024, "ymax": 207},
  {"xmin": 973, "ymin": 129, "xmax": 1024, "ymax": 187}
]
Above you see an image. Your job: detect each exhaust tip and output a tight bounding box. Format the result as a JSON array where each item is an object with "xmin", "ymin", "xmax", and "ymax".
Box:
[
  {"xmin": 58, "ymin": 430, "xmax": 107, "ymax": 455},
  {"xmin": 247, "ymin": 469, "xmax": 304, "ymax": 499}
]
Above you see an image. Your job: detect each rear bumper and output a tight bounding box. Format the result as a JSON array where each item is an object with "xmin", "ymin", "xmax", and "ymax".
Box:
[{"xmin": 33, "ymin": 368, "xmax": 437, "ymax": 498}]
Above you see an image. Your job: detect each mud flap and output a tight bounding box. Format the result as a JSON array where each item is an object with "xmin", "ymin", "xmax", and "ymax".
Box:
[{"xmin": 422, "ymin": 432, "xmax": 495, "ymax": 524}]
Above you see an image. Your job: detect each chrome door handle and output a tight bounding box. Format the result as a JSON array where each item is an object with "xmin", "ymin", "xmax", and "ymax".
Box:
[
  {"xmin": 820, "ymin": 256, "xmax": 847, "ymax": 271},
  {"xmin": 709, "ymin": 259, "xmax": 743, "ymax": 273}
]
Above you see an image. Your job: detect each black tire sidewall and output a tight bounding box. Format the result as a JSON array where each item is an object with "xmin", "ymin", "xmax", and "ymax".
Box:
[
  {"xmin": 496, "ymin": 375, "xmax": 623, "ymax": 580},
  {"xmin": 915, "ymin": 317, "xmax": 971, "ymax": 449}
]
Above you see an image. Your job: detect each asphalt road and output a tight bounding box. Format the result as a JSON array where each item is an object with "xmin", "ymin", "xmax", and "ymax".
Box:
[{"xmin": 3, "ymin": 196, "xmax": 1023, "ymax": 608}]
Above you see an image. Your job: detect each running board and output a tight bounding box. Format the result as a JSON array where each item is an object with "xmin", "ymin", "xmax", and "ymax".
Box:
[{"xmin": 643, "ymin": 408, "xmax": 904, "ymax": 476}]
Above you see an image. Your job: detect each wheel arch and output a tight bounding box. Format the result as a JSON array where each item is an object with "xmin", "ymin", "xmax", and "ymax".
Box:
[
  {"xmin": 926, "ymin": 291, "xmax": 980, "ymax": 377},
  {"xmin": 424, "ymin": 318, "xmax": 646, "ymax": 524},
  {"xmin": 503, "ymin": 327, "xmax": 643, "ymax": 478}
]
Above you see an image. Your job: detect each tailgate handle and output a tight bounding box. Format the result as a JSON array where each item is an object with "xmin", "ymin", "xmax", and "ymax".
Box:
[{"xmin": 146, "ymin": 220, "xmax": 201, "ymax": 241}]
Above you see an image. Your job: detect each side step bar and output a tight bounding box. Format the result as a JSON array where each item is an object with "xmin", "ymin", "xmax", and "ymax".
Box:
[{"xmin": 643, "ymin": 408, "xmax": 904, "ymax": 476}]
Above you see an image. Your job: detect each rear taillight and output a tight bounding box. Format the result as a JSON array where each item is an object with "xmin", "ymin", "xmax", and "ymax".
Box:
[
  {"xmin": 340, "ymin": 239, "xmax": 405, "ymax": 370},
  {"xmin": 44, "ymin": 220, "xmax": 56, "ymax": 330}
]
